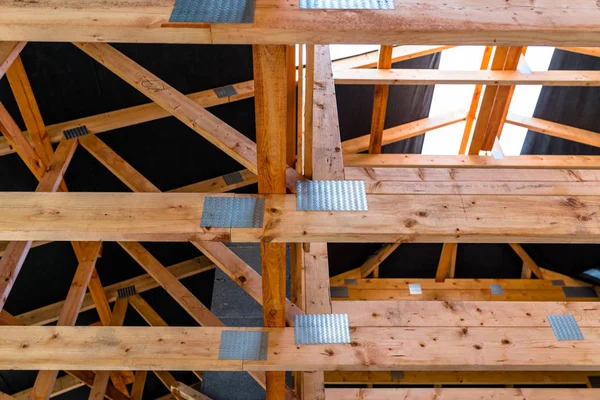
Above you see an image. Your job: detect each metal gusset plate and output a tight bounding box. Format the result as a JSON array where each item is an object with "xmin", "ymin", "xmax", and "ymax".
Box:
[
  {"xmin": 214, "ymin": 85, "xmax": 239, "ymax": 99},
  {"xmin": 562, "ymin": 286, "xmax": 598, "ymax": 298},
  {"xmin": 299, "ymin": 0, "xmax": 395, "ymax": 9},
  {"xmin": 170, "ymin": 0, "xmax": 256, "ymax": 23},
  {"xmin": 296, "ymin": 180, "xmax": 368, "ymax": 211},
  {"xmin": 222, "ymin": 171, "xmax": 244, "ymax": 185},
  {"xmin": 551, "ymin": 280, "xmax": 565, "ymax": 286},
  {"xmin": 547, "ymin": 314, "xmax": 584, "ymax": 341},
  {"xmin": 63, "ymin": 125, "xmax": 89, "ymax": 139},
  {"xmin": 408, "ymin": 283, "xmax": 422, "ymax": 295},
  {"xmin": 218, "ymin": 330, "xmax": 268, "ymax": 360},
  {"xmin": 117, "ymin": 285, "xmax": 137, "ymax": 299},
  {"xmin": 294, "ymin": 314, "xmax": 351, "ymax": 345},
  {"xmin": 490, "ymin": 284, "xmax": 504, "ymax": 295},
  {"xmin": 201, "ymin": 197, "xmax": 264, "ymax": 228},
  {"xmin": 330, "ymin": 286, "xmax": 349, "ymax": 298}
]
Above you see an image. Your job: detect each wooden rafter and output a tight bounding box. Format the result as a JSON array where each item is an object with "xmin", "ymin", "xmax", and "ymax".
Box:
[
  {"xmin": 330, "ymin": 243, "xmax": 401, "ymax": 285},
  {"xmin": 0, "ymin": 42, "xmax": 26, "ymax": 80},
  {"xmin": 367, "ymin": 45, "xmax": 393, "ymax": 154}
]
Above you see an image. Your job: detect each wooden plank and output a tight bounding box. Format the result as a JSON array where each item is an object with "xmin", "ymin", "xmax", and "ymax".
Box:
[
  {"xmin": 558, "ymin": 47, "xmax": 600, "ymax": 57},
  {"xmin": 345, "ymin": 166, "xmax": 600, "ymax": 182},
  {"xmin": 168, "ymin": 169, "xmax": 256, "ymax": 193},
  {"xmin": 6, "ymin": 192, "xmax": 600, "ymax": 243},
  {"xmin": 333, "ymin": 300, "xmax": 600, "ymax": 327},
  {"xmin": 459, "ymin": 46, "xmax": 494, "ymax": 154},
  {"xmin": 324, "ymin": 370, "xmax": 594, "ymax": 385},
  {"xmin": 66, "ymin": 371, "xmax": 129, "ymax": 400},
  {"xmin": 367, "ymin": 45, "xmax": 393, "ymax": 154},
  {"xmin": 435, "ymin": 243, "xmax": 457, "ymax": 282},
  {"xmin": 325, "ymin": 388, "xmax": 600, "ymax": 400},
  {"xmin": 334, "ymin": 69, "xmax": 600, "ymax": 86},
  {"xmin": 13, "ymin": 375, "xmax": 84, "ymax": 400},
  {"xmin": 342, "ymin": 110, "xmax": 466, "ymax": 154},
  {"xmin": 30, "ymin": 241, "xmax": 102, "ymax": 400},
  {"xmin": 129, "ymin": 371, "xmax": 147, "ymax": 400},
  {"xmin": 506, "ymin": 113, "xmax": 600, "ymax": 148},
  {"xmin": 344, "ymin": 154, "xmax": 600, "ymax": 169},
  {"xmin": 0, "ymin": 42, "xmax": 26, "ymax": 79},
  {"xmin": 5, "ymin": 325, "xmax": 600, "ymax": 371},
  {"xmin": 16, "ymin": 255, "xmax": 215, "ymax": 326},
  {"xmin": 333, "ymin": 279, "xmax": 566, "ymax": 291},
  {"xmin": 330, "ymin": 244, "xmax": 400, "ymax": 285},
  {"xmin": 74, "ymin": 42, "xmax": 258, "ymax": 174},
  {"xmin": 332, "ymin": 46, "xmax": 453, "ymax": 71},
  {"xmin": 6, "ymin": 55, "xmax": 54, "ymax": 166},
  {"xmin": 4, "ymin": 2, "xmax": 600, "ymax": 45},
  {"xmin": 0, "ymin": 240, "xmax": 51, "ymax": 258},
  {"xmin": 254, "ymin": 44, "xmax": 288, "ymax": 400},
  {"xmin": 312, "ymin": 45, "xmax": 344, "ymax": 180},
  {"xmin": 171, "ymin": 382, "xmax": 211, "ymax": 400},
  {"xmin": 87, "ymin": 268, "xmax": 113, "ymax": 327}
]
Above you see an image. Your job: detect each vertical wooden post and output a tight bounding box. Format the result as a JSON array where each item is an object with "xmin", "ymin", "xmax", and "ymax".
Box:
[
  {"xmin": 368, "ymin": 45, "xmax": 394, "ymax": 154},
  {"xmin": 253, "ymin": 44, "xmax": 288, "ymax": 400}
]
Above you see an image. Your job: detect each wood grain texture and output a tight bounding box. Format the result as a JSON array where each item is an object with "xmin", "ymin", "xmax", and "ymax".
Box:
[
  {"xmin": 506, "ymin": 113, "xmax": 600, "ymax": 148},
  {"xmin": 325, "ymin": 388, "xmax": 600, "ymax": 400},
  {"xmin": 435, "ymin": 243, "xmax": 457, "ymax": 282},
  {"xmin": 367, "ymin": 45, "xmax": 393, "ymax": 154},
  {"xmin": 0, "ymin": 42, "xmax": 26, "ymax": 80}
]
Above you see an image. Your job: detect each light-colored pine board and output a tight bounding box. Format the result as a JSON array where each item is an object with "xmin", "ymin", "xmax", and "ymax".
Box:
[
  {"xmin": 506, "ymin": 113, "xmax": 600, "ymax": 148},
  {"xmin": 332, "ymin": 46, "xmax": 453, "ymax": 71},
  {"xmin": 325, "ymin": 388, "xmax": 600, "ymax": 400},
  {"xmin": 367, "ymin": 45, "xmax": 393, "ymax": 154},
  {"xmin": 0, "ymin": 42, "xmax": 26, "ymax": 80}
]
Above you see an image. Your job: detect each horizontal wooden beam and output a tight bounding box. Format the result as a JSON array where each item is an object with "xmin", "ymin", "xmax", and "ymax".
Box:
[
  {"xmin": 324, "ymin": 370, "xmax": 595, "ymax": 385},
  {"xmin": 3, "ymin": 192, "xmax": 600, "ymax": 243},
  {"xmin": 325, "ymin": 388, "xmax": 600, "ymax": 400},
  {"xmin": 344, "ymin": 154, "xmax": 600, "ymax": 169},
  {"xmin": 3, "ymin": 324, "xmax": 600, "ymax": 371},
  {"xmin": 342, "ymin": 110, "xmax": 466, "ymax": 154},
  {"xmin": 1, "ymin": 2, "xmax": 600, "ymax": 45},
  {"xmin": 334, "ymin": 69, "xmax": 600, "ymax": 86},
  {"xmin": 331, "ymin": 46, "xmax": 453, "ymax": 70}
]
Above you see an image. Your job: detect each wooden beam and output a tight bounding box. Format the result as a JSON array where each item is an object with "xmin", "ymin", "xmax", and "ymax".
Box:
[
  {"xmin": 0, "ymin": 42, "xmax": 26, "ymax": 79},
  {"xmin": 334, "ymin": 69, "xmax": 600, "ymax": 86},
  {"xmin": 4, "ymin": 324, "xmax": 600, "ymax": 371},
  {"xmin": 468, "ymin": 47, "xmax": 523, "ymax": 154},
  {"xmin": 254, "ymin": 44, "xmax": 288, "ymax": 400},
  {"xmin": 558, "ymin": 47, "xmax": 600, "ymax": 57},
  {"xmin": 168, "ymin": 169, "xmax": 257, "ymax": 194},
  {"xmin": 6, "ymin": 192, "xmax": 600, "ymax": 243},
  {"xmin": 332, "ymin": 46, "xmax": 453, "ymax": 71},
  {"xmin": 344, "ymin": 154, "xmax": 600, "ymax": 169},
  {"xmin": 459, "ymin": 46, "xmax": 494, "ymax": 154},
  {"xmin": 435, "ymin": 243, "xmax": 457, "ymax": 282},
  {"xmin": 3, "ymin": 3, "xmax": 600, "ymax": 45},
  {"xmin": 12, "ymin": 375, "xmax": 84, "ymax": 400},
  {"xmin": 325, "ymin": 388, "xmax": 600, "ymax": 400},
  {"xmin": 330, "ymin": 243, "xmax": 400, "ymax": 285},
  {"xmin": 129, "ymin": 371, "xmax": 147, "ymax": 400},
  {"xmin": 30, "ymin": 241, "xmax": 102, "ymax": 400},
  {"xmin": 66, "ymin": 371, "xmax": 129, "ymax": 400},
  {"xmin": 508, "ymin": 244, "xmax": 545, "ymax": 279},
  {"xmin": 368, "ymin": 45, "xmax": 393, "ymax": 154},
  {"xmin": 6, "ymin": 55, "xmax": 55, "ymax": 167},
  {"xmin": 171, "ymin": 382, "xmax": 211, "ymax": 400},
  {"xmin": 506, "ymin": 113, "xmax": 600, "ymax": 148},
  {"xmin": 342, "ymin": 110, "xmax": 466, "ymax": 154},
  {"xmin": 324, "ymin": 370, "xmax": 595, "ymax": 385}
]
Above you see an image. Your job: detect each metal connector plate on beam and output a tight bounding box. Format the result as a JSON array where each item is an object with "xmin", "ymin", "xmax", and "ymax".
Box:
[
  {"xmin": 296, "ymin": 180, "xmax": 368, "ymax": 211},
  {"xmin": 330, "ymin": 286, "xmax": 349, "ymax": 298},
  {"xmin": 63, "ymin": 125, "xmax": 89, "ymax": 139},
  {"xmin": 294, "ymin": 314, "xmax": 351, "ymax": 345},
  {"xmin": 222, "ymin": 171, "xmax": 244, "ymax": 185},
  {"xmin": 214, "ymin": 85, "xmax": 238, "ymax": 99},
  {"xmin": 299, "ymin": 0, "xmax": 395, "ymax": 9},
  {"xmin": 408, "ymin": 283, "xmax": 422, "ymax": 295},
  {"xmin": 490, "ymin": 284, "xmax": 504, "ymax": 295},
  {"xmin": 563, "ymin": 286, "xmax": 598, "ymax": 298},
  {"xmin": 218, "ymin": 330, "xmax": 268, "ymax": 360},
  {"xmin": 117, "ymin": 285, "xmax": 136, "ymax": 299},
  {"xmin": 201, "ymin": 197, "xmax": 264, "ymax": 228},
  {"xmin": 547, "ymin": 315, "xmax": 584, "ymax": 341},
  {"xmin": 170, "ymin": 0, "xmax": 255, "ymax": 23}
]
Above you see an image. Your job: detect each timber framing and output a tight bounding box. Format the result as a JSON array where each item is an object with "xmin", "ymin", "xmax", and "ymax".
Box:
[{"xmin": 1, "ymin": 8, "xmax": 600, "ymax": 399}]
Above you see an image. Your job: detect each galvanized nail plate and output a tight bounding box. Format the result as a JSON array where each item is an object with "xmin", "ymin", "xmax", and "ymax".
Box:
[
  {"xmin": 490, "ymin": 283, "xmax": 504, "ymax": 295},
  {"xmin": 215, "ymin": 85, "xmax": 239, "ymax": 99},
  {"xmin": 219, "ymin": 330, "xmax": 268, "ymax": 360},
  {"xmin": 408, "ymin": 283, "xmax": 422, "ymax": 295},
  {"xmin": 294, "ymin": 314, "xmax": 351, "ymax": 345},
  {"xmin": 170, "ymin": 0, "xmax": 256, "ymax": 23},
  {"xmin": 63, "ymin": 125, "xmax": 89, "ymax": 139},
  {"xmin": 300, "ymin": 0, "xmax": 395, "ymax": 9},
  {"xmin": 296, "ymin": 180, "xmax": 368, "ymax": 211},
  {"xmin": 547, "ymin": 314, "xmax": 584, "ymax": 341},
  {"xmin": 201, "ymin": 197, "xmax": 264, "ymax": 228}
]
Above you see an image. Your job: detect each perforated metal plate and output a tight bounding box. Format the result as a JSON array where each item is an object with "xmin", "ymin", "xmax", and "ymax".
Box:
[
  {"xmin": 296, "ymin": 180, "xmax": 368, "ymax": 211},
  {"xmin": 330, "ymin": 286, "xmax": 349, "ymax": 298},
  {"xmin": 215, "ymin": 85, "xmax": 238, "ymax": 98},
  {"xmin": 490, "ymin": 284, "xmax": 504, "ymax": 295},
  {"xmin": 391, "ymin": 371, "xmax": 405, "ymax": 380},
  {"xmin": 344, "ymin": 279, "xmax": 358, "ymax": 285},
  {"xmin": 218, "ymin": 330, "xmax": 268, "ymax": 360},
  {"xmin": 563, "ymin": 286, "xmax": 598, "ymax": 298},
  {"xmin": 551, "ymin": 280, "xmax": 565, "ymax": 286},
  {"xmin": 117, "ymin": 285, "xmax": 136, "ymax": 299},
  {"xmin": 63, "ymin": 125, "xmax": 89, "ymax": 139},
  {"xmin": 223, "ymin": 171, "xmax": 244, "ymax": 185},
  {"xmin": 294, "ymin": 314, "xmax": 351, "ymax": 345},
  {"xmin": 170, "ymin": 0, "xmax": 255, "ymax": 23},
  {"xmin": 547, "ymin": 315, "xmax": 584, "ymax": 341},
  {"xmin": 408, "ymin": 283, "xmax": 422, "ymax": 295},
  {"xmin": 299, "ymin": 0, "xmax": 395, "ymax": 9},
  {"xmin": 201, "ymin": 197, "xmax": 264, "ymax": 228}
]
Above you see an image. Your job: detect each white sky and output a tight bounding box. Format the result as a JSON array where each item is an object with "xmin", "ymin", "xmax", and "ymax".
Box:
[{"xmin": 329, "ymin": 45, "xmax": 555, "ymax": 156}]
